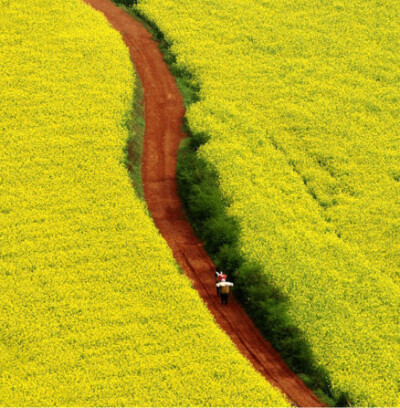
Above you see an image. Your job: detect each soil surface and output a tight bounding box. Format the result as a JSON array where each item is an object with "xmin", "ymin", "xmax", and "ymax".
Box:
[{"xmin": 83, "ymin": 0, "xmax": 325, "ymax": 405}]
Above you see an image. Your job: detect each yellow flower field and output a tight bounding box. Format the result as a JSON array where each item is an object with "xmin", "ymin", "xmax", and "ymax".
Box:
[
  {"xmin": 0, "ymin": 0, "xmax": 289, "ymax": 405},
  {"xmin": 137, "ymin": 0, "xmax": 400, "ymax": 405}
]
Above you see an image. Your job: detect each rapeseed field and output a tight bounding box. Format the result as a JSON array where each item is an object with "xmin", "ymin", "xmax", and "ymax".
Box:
[
  {"xmin": 0, "ymin": 0, "xmax": 289, "ymax": 405},
  {"xmin": 137, "ymin": 0, "xmax": 400, "ymax": 405}
]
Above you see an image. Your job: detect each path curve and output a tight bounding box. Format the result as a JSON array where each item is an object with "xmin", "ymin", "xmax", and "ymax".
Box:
[{"xmin": 83, "ymin": 0, "xmax": 325, "ymax": 405}]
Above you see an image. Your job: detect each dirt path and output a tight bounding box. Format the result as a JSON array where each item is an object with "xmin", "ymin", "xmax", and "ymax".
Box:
[{"xmin": 83, "ymin": 1, "xmax": 325, "ymax": 405}]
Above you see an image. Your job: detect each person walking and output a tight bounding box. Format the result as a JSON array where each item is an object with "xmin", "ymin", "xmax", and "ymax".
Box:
[
  {"xmin": 216, "ymin": 278, "xmax": 233, "ymax": 305},
  {"xmin": 215, "ymin": 271, "xmax": 227, "ymax": 296}
]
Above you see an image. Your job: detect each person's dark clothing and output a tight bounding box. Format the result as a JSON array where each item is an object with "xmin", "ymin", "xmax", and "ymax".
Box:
[{"xmin": 216, "ymin": 281, "xmax": 233, "ymax": 305}]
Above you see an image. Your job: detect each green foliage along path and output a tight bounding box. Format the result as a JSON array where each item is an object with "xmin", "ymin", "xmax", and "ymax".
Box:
[
  {"xmin": 135, "ymin": 0, "xmax": 400, "ymax": 405},
  {"xmin": 0, "ymin": 0, "xmax": 290, "ymax": 405}
]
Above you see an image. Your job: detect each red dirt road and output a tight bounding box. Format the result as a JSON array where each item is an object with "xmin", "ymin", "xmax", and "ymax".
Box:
[{"xmin": 84, "ymin": 0, "xmax": 325, "ymax": 405}]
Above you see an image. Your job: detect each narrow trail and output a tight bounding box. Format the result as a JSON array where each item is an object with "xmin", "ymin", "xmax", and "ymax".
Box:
[{"xmin": 83, "ymin": 0, "xmax": 325, "ymax": 405}]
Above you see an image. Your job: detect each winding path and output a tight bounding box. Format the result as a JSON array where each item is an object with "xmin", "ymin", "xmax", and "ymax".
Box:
[{"xmin": 83, "ymin": 0, "xmax": 325, "ymax": 405}]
